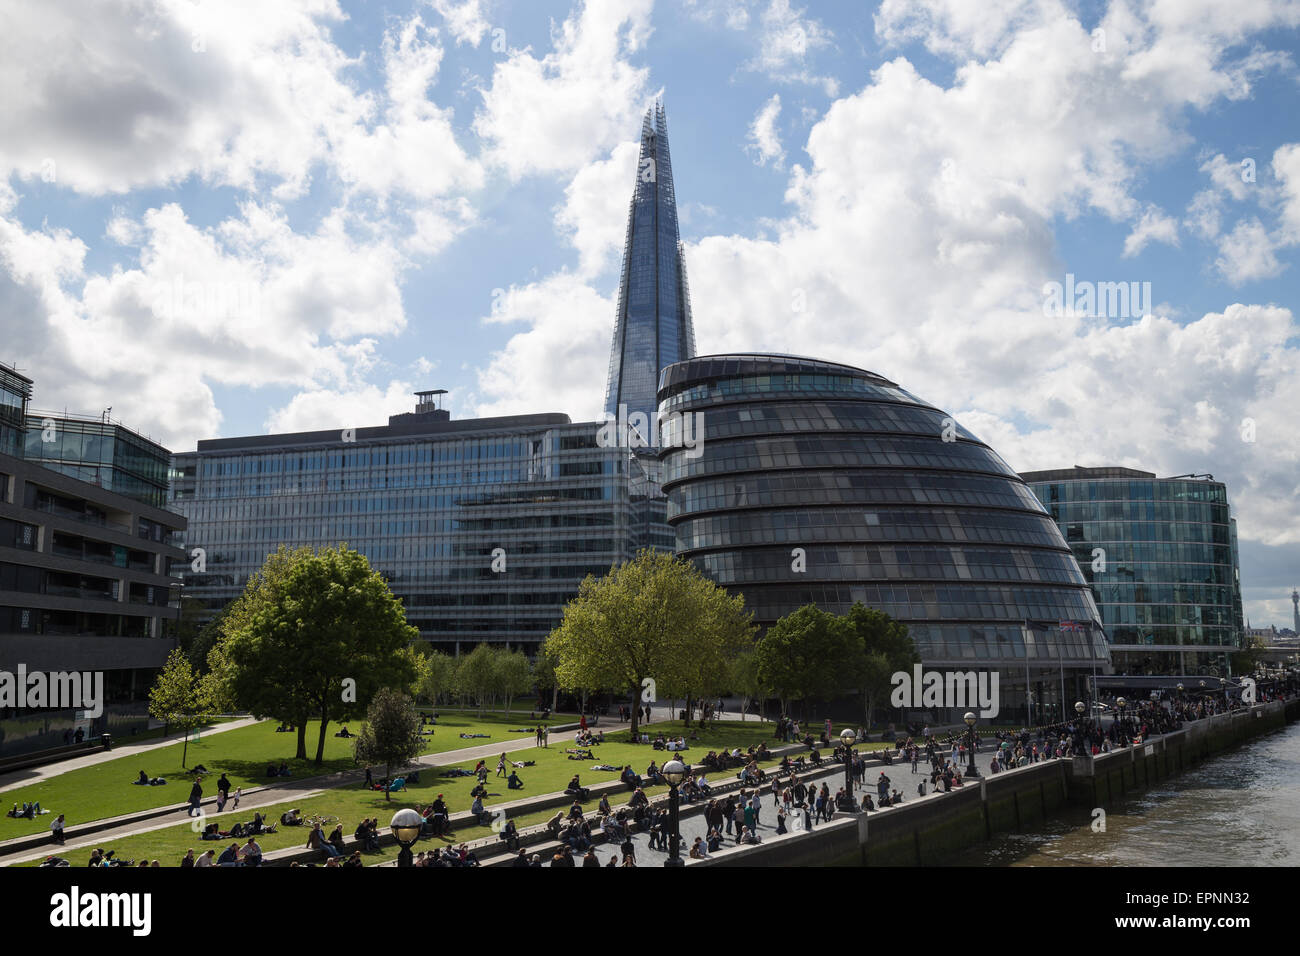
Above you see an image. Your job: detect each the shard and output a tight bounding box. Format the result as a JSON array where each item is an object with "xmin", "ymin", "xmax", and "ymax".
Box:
[{"xmin": 603, "ymin": 102, "xmax": 696, "ymax": 444}]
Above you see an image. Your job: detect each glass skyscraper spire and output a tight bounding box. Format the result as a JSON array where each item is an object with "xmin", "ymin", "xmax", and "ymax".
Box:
[{"xmin": 603, "ymin": 102, "xmax": 696, "ymax": 442}]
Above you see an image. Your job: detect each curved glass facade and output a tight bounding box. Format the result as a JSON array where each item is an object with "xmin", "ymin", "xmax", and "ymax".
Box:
[
  {"xmin": 658, "ymin": 354, "xmax": 1109, "ymax": 680},
  {"xmin": 1021, "ymin": 467, "xmax": 1245, "ymax": 676}
]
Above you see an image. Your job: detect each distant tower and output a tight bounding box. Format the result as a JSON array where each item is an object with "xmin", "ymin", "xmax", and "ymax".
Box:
[
  {"xmin": 1292, "ymin": 587, "xmax": 1299, "ymax": 633},
  {"xmin": 603, "ymin": 102, "xmax": 696, "ymax": 443}
]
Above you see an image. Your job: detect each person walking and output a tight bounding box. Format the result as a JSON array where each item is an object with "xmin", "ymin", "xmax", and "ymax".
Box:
[
  {"xmin": 187, "ymin": 778, "xmax": 203, "ymax": 817},
  {"xmin": 50, "ymin": 814, "xmax": 65, "ymax": 845},
  {"xmin": 497, "ymin": 753, "xmax": 508, "ymax": 778},
  {"xmin": 363, "ymin": 766, "xmax": 373, "ymax": 789}
]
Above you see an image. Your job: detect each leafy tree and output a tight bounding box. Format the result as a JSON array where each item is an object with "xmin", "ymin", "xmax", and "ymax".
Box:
[
  {"xmin": 353, "ymin": 688, "xmax": 423, "ymax": 801},
  {"xmin": 545, "ymin": 550, "xmax": 756, "ymax": 736},
  {"xmin": 413, "ymin": 649, "xmax": 458, "ymax": 707},
  {"xmin": 754, "ymin": 604, "xmax": 860, "ymax": 718},
  {"xmin": 204, "ymin": 545, "xmax": 313, "ymax": 757},
  {"xmin": 214, "ymin": 544, "xmax": 418, "ymax": 764},
  {"xmin": 532, "ymin": 646, "xmax": 561, "ymax": 713},
  {"xmin": 843, "ymin": 602, "xmax": 918, "ymax": 725},
  {"xmin": 455, "ymin": 644, "xmax": 498, "ymax": 717},
  {"xmin": 148, "ymin": 648, "xmax": 210, "ymax": 768},
  {"xmin": 729, "ymin": 649, "xmax": 770, "ymax": 721},
  {"xmin": 495, "ymin": 648, "xmax": 534, "ymax": 716}
]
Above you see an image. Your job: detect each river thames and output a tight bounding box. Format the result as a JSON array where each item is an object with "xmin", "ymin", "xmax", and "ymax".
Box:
[{"xmin": 946, "ymin": 720, "xmax": 1300, "ymax": 866}]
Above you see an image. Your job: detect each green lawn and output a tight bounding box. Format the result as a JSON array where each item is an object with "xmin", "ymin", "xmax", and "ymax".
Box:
[
  {"xmin": 1, "ymin": 710, "xmax": 570, "ymax": 839},
  {"xmin": 13, "ymin": 720, "xmax": 886, "ymax": 866}
]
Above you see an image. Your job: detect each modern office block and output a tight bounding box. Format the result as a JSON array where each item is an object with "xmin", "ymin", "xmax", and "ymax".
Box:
[{"xmin": 1021, "ymin": 466, "xmax": 1245, "ymax": 676}]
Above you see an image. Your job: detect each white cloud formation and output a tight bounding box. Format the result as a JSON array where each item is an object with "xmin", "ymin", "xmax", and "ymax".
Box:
[
  {"xmin": 1123, "ymin": 204, "xmax": 1179, "ymax": 257},
  {"xmin": 0, "ymin": 0, "xmax": 370, "ymax": 198},
  {"xmin": 554, "ymin": 140, "xmax": 640, "ymax": 278},
  {"xmin": 746, "ymin": 94, "xmax": 785, "ymax": 168},
  {"xmin": 473, "ymin": 0, "xmax": 654, "ymax": 181},
  {"xmin": 264, "ymin": 379, "xmax": 418, "ymax": 433},
  {"xmin": 428, "ymin": 0, "xmax": 491, "ymax": 46}
]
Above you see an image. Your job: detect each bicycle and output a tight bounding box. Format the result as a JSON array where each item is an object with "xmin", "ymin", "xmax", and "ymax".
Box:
[{"xmin": 305, "ymin": 814, "xmax": 339, "ymax": 829}]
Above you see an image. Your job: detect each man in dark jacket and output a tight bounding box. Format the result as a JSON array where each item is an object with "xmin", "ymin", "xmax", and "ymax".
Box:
[{"xmin": 187, "ymin": 779, "xmax": 203, "ymax": 816}]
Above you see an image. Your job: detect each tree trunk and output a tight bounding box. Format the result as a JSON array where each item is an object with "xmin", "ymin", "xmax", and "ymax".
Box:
[
  {"xmin": 315, "ymin": 704, "xmax": 329, "ymax": 766},
  {"xmin": 296, "ymin": 722, "xmax": 307, "ymax": 760},
  {"xmin": 550, "ymin": 684, "xmax": 558, "ymax": 715},
  {"xmin": 385, "ymin": 762, "xmax": 391, "ymax": 801},
  {"xmin": 683, "ymin": 694, "xmax": 693, "ymax": 728},
  {"xmin": 181, "ymin": 727, "xmax": 190, "ymax": 768},
  {"xmin": 629, "ymin": 681, "xmax": 640, "ymax": 738}
]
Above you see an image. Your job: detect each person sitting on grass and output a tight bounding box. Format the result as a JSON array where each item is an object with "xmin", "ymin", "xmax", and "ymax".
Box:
[
  {"xmin": 281, "ymin": 808, "xmax": 303, "ymax": 827},
  {"xmin": 217, "ymin": 842, "xmax": 241, "ymax": 866},
  {"xmin": 507, "ymin": 770, "xmax": 524, "ymax": 790}
]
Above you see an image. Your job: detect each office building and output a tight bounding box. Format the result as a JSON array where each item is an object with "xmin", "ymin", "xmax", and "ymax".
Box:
[{"xmin": 1021, "ymin": 466, "xmax": 1245, "ymax": 675}]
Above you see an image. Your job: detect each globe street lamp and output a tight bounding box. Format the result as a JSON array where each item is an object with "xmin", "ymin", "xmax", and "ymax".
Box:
[
  {"xmin": 662, "ymin": 758, "xmax": 687, "ymax": 867},
  {"xmin": 1116, "ymin": 697, "xmax": 1127, "ymax": 741},
  {"xmin": 390, "ymin": 808, "xmax": 423, "ymax": 868},
  {"xmin": 1074, "ymin": 701, "xmax": 1087, "ymax": 754},
  {"xmin": 1220, "ymin": 677, "xmax": 1228, "ymax": 709},
  {"xmin": 962, "ymin": 712, "xmax": 979, "ymax": 779},
  {"xmin": 840, "ymin": 728, "xmax": 857, "ymax": 799}
]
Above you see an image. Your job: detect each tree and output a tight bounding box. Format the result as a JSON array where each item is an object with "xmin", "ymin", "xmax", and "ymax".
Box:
[
  {"xmin": 148, "ymin": 648, "xmax": 210, "ymax": 768},
  {"xmin": 754, "ymin": 604, "xmax": 860, "ymax": 718},
  {"xmin": 414, "ymin": 649, "xmax": 458, "ymax": 707},
  {"xmin": 532, "ymin": 646, "xmax": 561, "ymax": 714},
  {"xmin": 494, "ymin": 649, "xmax": 534, "ymax": 716},
  {"xmin": 205, "ymin": 545, "xmax": 314, "ymax": 758},
  {"xmin": 353, "ymin": 688, "xmax": 423, "ymax": 801},
  {"xmin": 455, "ymin": 644, "xmax": 498, "ymax": 718},
  {"xmin": 729, "ymin": 650, "xmax": 770, "ymax": 721},
  {"xmin": 545, "ymin": 550, "xmax": 756, "ymax": 737},
  {"xmin": 213, "ymin": 544, "xmax": 418, "ymax": 764},
  {"xmin": 843, "ymin": 602, "xmax": 918, "ymax": 726}
]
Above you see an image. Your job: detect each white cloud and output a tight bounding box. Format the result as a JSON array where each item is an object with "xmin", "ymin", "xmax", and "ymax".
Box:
[
  {"xmin": 1214, "ymin": 218, "xmax": 1285, "ymax": 283},
  {"xmin": 746, "ymin": 0, "xmax": 837, "ymax": 94},
  {"xmin": 264, "ymin": 379, "xmax": 418, "ymax": 433},
  {"xmin": 1123, "ymin": 205, "xmax": 1179, "ymax": 257},
  {"xmin": 555, "ymin": 140, "xmax": 640, "ymax": 278},
  {"xmin": 428, "ymin": 0, "xmax": 491, "ymax": 47},
  {"xmin": 0, "ymin": 0, "xmax": 370, "ymax": 198},
  {"xmin": 474, "ymin": 272, "xmax": 614, "ymax": 421},
  {"xmin": 746, "ymin": 94, "xmax": 785, "ymax": 168},
  {"xmin": 0, "ymin": 199, "xmax": 410, "ymax": 450},
  {"xmin": 473, "ymin": 0, "xmax": 654, "ymax": 181}
]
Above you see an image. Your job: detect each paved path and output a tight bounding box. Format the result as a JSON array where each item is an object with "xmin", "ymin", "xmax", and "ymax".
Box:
[{"xmin": 0, "ymin": 717, "xmax": 262, "ymax": 795}]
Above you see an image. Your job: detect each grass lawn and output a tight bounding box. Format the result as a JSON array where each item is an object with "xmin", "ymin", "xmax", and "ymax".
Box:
[
  {"xmin": 13, "ymin": 720, "xmax": 888, "ymax": 866},
  {"xmin": 1, "ymin": 710, "xmax": 571, "ymax": 839}
]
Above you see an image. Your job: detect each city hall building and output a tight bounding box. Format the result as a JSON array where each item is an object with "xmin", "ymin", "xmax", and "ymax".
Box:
[
  {"xmin": 1020, "ymin": 466, "xmax": 1245, "ymax": 676},
  {"xmin": 658, "ymin": 353, "xmax": 1111, "ymax": 722}
]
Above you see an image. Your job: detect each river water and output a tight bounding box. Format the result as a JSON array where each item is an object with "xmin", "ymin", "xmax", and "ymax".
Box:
[{"xmin": 946, "ymin": 721, "xmax": 1300, "ymax": 867}]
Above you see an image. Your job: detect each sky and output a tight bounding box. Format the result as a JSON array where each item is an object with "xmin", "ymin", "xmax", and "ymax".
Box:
[{"xmin": 1, "ymin": 0, "xmax": 1298, "ymax": 628}]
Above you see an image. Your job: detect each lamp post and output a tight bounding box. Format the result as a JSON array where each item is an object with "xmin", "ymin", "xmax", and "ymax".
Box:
[
  {"xmin": 390, "ymin": 808, "xmax": 423, "ymax": 868},
  {"xmin": 840, "ymin": 728, "xmax": 857, "ymax": 798},
  {"xmin": 962, "ymin": 712, "xmax": 979, "ymax": 779},
  {"xmin": 662, "ymin": 758, "xmax": 687, "ymax": 867},
  {"xmin": 1074, "ymin": 700, "xmax": 1086, "ymax": 754},
  {"xmin": 1116, "ymin": 696, "xmax": 1127, "ymax": 741},
  {"xmin": 1220, "ymin": 677, "xmax": 1228, "ymax": 710}
]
